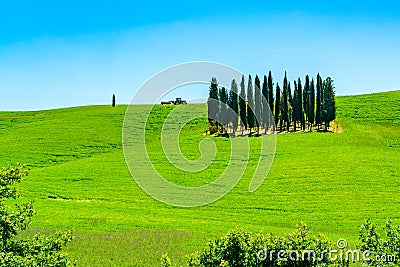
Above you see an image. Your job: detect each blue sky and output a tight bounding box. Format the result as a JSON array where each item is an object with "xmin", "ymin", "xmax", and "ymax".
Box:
[{"xmin": 1, "ymin": 1, "xmax": 400, "ymax": 110}]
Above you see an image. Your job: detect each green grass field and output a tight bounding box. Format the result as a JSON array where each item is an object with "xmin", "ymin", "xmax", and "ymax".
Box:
[{"xmin": 1, "ymin": 90, "xmax": 399, "ymax": 266}]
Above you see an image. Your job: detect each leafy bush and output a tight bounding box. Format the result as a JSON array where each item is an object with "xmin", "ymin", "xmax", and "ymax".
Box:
[
  {"xmin": 163, "ymin": 222, "xmax": 348, "ymax": 266},
  {"xmin": 0, "ymin": 164, "xmax": 75, "ymax": 266},
  {"xmin": 359, "ymin": 219, "xmax": 400, "ymax": 266}
]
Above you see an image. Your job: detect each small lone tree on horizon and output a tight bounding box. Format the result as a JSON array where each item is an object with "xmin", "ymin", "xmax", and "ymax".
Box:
[{"xmin": 112, "ymin": 94, "xmax": 116, "ymax": 107}]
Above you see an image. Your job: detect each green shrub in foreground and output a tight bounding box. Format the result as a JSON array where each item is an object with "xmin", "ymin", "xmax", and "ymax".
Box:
[
  {"xmin": 162, "ymin": 219, "xmax": 400, "ymax": 266},
  {"xmin": 163, "ymin": 222, "xmax": 349, "ymax": 267},
  {"xmin": 0, "ymin": 164, "xmax": 75, "ymax": 266},
  {"xmin": 359, "ymin": 219, "xmax": 400, "ymax": 266}
]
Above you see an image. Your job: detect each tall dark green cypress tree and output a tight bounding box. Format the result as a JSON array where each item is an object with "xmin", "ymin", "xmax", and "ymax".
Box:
[
  {"xmin": 275, "ymin": 83, "xmax": 281, "ymax": 132},
  {"xmin": 303, "ymin": 75, "xmax": 310, "ymax": 129},
  {"xmin": 262, "ymin": 75, "xmax": 269, "ymax": 133},
  {"xmin": 288, "ymin": 82, "xmax": 293, "ymax": 107},
  {"xmin": 268, "ymin": 71, "xmax": 274, "ymax": 131},
  {"xmin": 239, "ymin": 75, "xmax": 247, "ymax": 134},
  {"xmin": 247, "ymin": 75, "xmax": 255, "ymax": 133},
  {"xmin": 328, "ymin": 78, "xmax": 336, "ymax": 123},
  {"xmin": 316, "ymin": 73, "xmax": 322, "ymax": 130},
  {"xmin": 309, "ymin": 78, "xmax": 315, "ymax": 129},
  {"xmin": 112, "ymin": 94, "xmax": 116, "ymax": 107},
  {"xmin": 297, "ymin": 78, "xmax": 305, "ymax": 131},
  {"xmin": 293, "ymin": 81, "xmax": 299, "ymax": 131},
  {"xmin": 282, "ymin": 72, "xmax": 289, "ymax": 132},
  {"xmin": 254, "ymin": 75, "xmax": 262, "ymax": 134},
  {"xmin": 208, "ymin": 77, "xmax": 219, "ymax": 126},
  {"xmin": 320, "ymin": 75, "xmax": 325, "ymax": 128},
  {"xmin": 322, "ymin": 77, "xmax": 336, "ymax": 131},
  {"xmin": 229, "ymin": 79, "xmax": 239, "ymax": 135},
  {"xmin": 287, "ymin": 82, "xmax": 292, "ymax": 131},
  {"xmin": 219, "ymin": 87, "xmax": 229, "ymax": 133}
]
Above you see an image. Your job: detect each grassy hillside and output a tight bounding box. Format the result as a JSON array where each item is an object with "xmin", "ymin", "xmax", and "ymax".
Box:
[{"xmin": 0, "ymin": 90, "xmax": 399, "ymax": 266}]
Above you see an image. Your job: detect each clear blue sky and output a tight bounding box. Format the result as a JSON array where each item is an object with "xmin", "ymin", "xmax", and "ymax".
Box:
[{"xmin": 1, "ymin": 1, "xmax": 400, "ymax": 110}]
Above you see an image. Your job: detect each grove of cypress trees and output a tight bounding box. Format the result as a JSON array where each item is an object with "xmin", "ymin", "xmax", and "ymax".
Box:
[
  {"xmin": 207, "ymin": 72, "xmax": 335, "ymax": 136},
  {"xmin": 275, "ymin": 83, "xmax": 281, "ymax": 132},
  {"xmin": 239, "ymin": 75, "xmax": 247, "ymax": 134},
  {"xmin": 247, "ymin": 75, "xmax": 255, "ymax": 133},
  {"xmin": 254, "ymin": 75, "xmax": 262, "ymax": 134},
  {"xmin": 229, "ymin": 79, "xmax": 239, "ymax": 135}
]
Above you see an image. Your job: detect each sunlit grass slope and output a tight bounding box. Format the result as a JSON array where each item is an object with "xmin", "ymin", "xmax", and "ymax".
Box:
[{"xmin": 0, "ymin": 90, "xmax": 399, "ymax": 266}]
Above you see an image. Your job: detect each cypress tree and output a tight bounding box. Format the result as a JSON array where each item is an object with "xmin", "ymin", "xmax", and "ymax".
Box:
[
  {"xmin": 316, "ymin": 73, "xmax": 322, "ymax": 130},
  {"xmin": 275, "ymin": 83, "xmax": 281, "ymax": 132},
  {"xmin": 309, "ymin": 78, "xmax": 315, "ymax": 129},
  {"xmin": 247, "ymin": 75, "xmax": 255, "ymax": 133},
  {"xmin": 320, "ymin": 75, "xmax": 325, "ymax": 127},
  {"xmin": 229, "ymin": 79, "xmax": 239, "ymax": 135},
  {"xmin": 262, "ymin": 75, "xmax": 269, "ymax": 133},
  {"xmin": 219, "ymin": 87, "xmax": 228, "ymax": 133},
  {"xmin": 239, "ymin": 75, "xmax": 247, "ymax": 134},
  {"xmin": 268, "ymin": 71, "xmax": 274, "ymax": 131},
  {"xmin": 254, "ymin": 75, "xmax": 262, "ymax": 134},
  {"xmin": 297, "ymin": 78, "xmax": 305, "ymax": 131},
  {"xmin": 303, "ymin": 75, "xmax": 310, "ymax": 130},
  {"xmin": 288, "ymin": 82, "xmax": 293, "ymax": 106},
  {"xmin": 322, "ymin": 77, "xmax": 336, "ymax": 131},
  {"xmin": 329, "ymin": 79, "xmax": 336, "ymax": 123},
  {"xmin": 112, "ymin": 94, "xmax": 116, "ymax": 107},
  {"xmin": 293, "ymin": 81, "xmax": 299, "ymax": 131},
  {"xmin": 287, "ymin": 82, "xmax": 292, "ymax": 131},
  {"xmin": 282, "ymin": 72, "xmax": 289, "ymax": 132},
  {"xmin": 208, "ymin": 77, "xmax": 219, "ymax": 126}
]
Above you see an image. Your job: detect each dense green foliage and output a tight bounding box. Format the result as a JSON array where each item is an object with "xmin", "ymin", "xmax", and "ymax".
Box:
[
  {"xmin": 176, "ymin": 223, "xmax": 349, "ymax": 267},
  {"xmin": 208, "ymin": 72, "xmax": 336, "ymax": 134},
  {"xmin": 359, "ymin": 219, "xmax": 400, "ymax": 266},
  {"xmin": 0, "ymin": 164, "xmax": 74, "ymax": 266},
  {"xmin": 166, "ymin": 219, "xmax": 400, "ymax": 266},
  {"xmin": 0, "ymin": 90, "xmax": 398, "ymax": 265}
]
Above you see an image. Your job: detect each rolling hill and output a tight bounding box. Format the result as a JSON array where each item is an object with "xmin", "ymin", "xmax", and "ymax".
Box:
[{"xmin": 0, "ymin": 90, "xmax": 399, "ymax": 266}]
